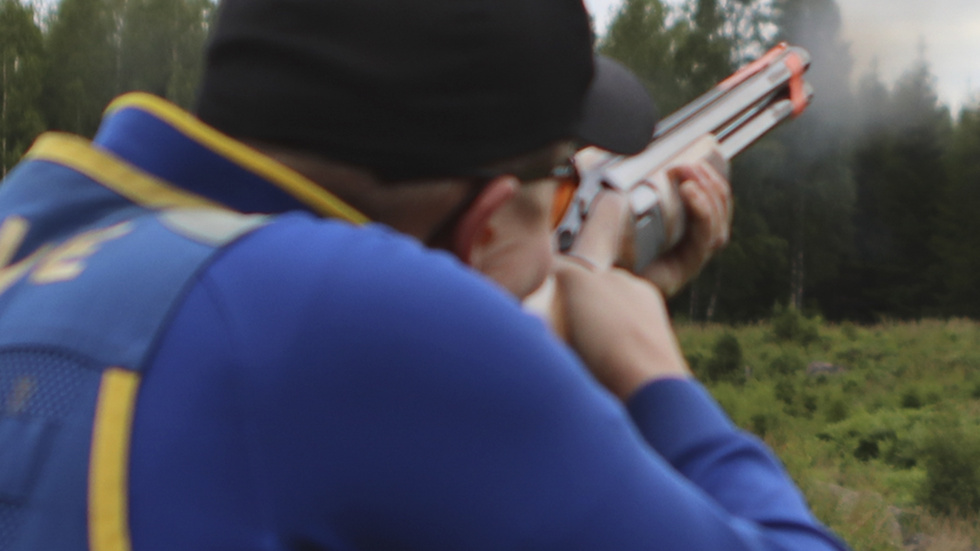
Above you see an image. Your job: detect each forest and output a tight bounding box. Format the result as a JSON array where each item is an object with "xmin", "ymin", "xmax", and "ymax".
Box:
[
  {"xmin": 0, "ymin": 0, "xmax": 210, "ymax": 174},
  {"xmin": 3, "ymin": 0, "xmax": 978, "ymax": 324}
]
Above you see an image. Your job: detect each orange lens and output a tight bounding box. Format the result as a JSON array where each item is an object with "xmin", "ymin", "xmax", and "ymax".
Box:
[{"xmin": 550, "ymin": 178, "xmax": 577, "ymax": 229}]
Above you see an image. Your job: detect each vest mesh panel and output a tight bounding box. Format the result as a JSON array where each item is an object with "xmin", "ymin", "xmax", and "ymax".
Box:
[{"xmin": 0, "ymin": 346, "xmax": 98, "ymax": 549}]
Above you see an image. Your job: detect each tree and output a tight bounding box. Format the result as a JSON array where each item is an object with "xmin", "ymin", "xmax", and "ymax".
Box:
[
  {"xmin": 933, "ymin": 104, "xmax": 980, "ymax": 317},
  {"xmin": 763, "ymin": 0, "xmax": 856, "ymax": 317},
  {"xmin": 669, "ymin": 0, "xmax": 736, "ymax": 108},
  {"xmin": 846, "ymin": 56, "xmax": 951, "ymax": 320},
  {"xmin": 42, "ymin": 0, "xmax": 122, "ymax": 136},
  {"xmin": 598, "ymin": 0, "xmax": 684, "ymax": 112},
  {"xmin": 118, "ymin": 0, "xmax": 210, "ymax": 108},
  {"xmin": 0, "ymin": 0, "xmax": 45, "ymax": 177}
]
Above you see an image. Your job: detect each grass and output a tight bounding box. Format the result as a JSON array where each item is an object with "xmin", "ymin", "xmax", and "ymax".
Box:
[{"xmin": 673, "ymin": 314, "xmax": 980, "ymax": 550}]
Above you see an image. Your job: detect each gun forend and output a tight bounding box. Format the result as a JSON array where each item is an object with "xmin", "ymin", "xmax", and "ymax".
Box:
[{"xmin": 555, "ymin": 43, "xmax": 814, "ymax": 274}]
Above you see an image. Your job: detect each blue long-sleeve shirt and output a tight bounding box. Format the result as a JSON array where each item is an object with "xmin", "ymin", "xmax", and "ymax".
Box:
[{"xmin": 2, "ymin": 93, "xmax": 848, "ymax": 550}]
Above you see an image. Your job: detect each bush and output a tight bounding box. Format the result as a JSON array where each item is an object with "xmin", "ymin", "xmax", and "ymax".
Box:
[
  {"xmin": 901, "ymin": 388, "xmax": 923, "ymax": 409},
  {"xmin": 918, "ymin": 423, "xmax": 980, "ymax": 516},
  {"xmin": 768, "ymin": 349, "xmax": 805, "ymax": 377},
  {"xmin": 815, "ymin": 409, "xmax": 923, "ymax": 468},
  {"xmin": 705, "ymin": 332, "xmax": 742, "ymax": 382},
  {"xmin": 824, "ymin": 396, "xmax": 851, "ymax": 423},
  {"xmin": 770, "ymin": 304, "xmax": 821, "ymax": 346},
  {"xmin": 774, "ymin": 378, "xmax": 796, "ymax": 406},
  {"xmin": 750, "ymin": 411, "xmax": 779, "ymax": 437},
  {"xmin": 853, "ymin": 437, "xmax": 879, "ymax": 462}
]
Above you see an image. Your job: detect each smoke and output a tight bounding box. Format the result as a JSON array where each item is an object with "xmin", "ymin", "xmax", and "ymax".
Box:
[
  {"xmin": 771, "ymin": 0, "xmax": 856, "ymax": 166},
  {"xmin": 838, "ymin": 0, "xmax": 980, "ymax": 116}
]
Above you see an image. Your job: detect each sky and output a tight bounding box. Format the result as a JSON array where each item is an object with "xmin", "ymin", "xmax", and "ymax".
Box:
[{"xmin": 583, "ymin": 0, "xmax": 980, "ymax": 116}]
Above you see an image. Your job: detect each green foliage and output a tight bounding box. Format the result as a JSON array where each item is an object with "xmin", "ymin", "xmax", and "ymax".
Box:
[
  {"xmin": 816, "ymin": 408, "xmax": 925, "ymax": 469},
  {"xmin": 900, "ymin": 387, "xmax": 922, "ymax": 409},
  {"xmin": 709, "ymin": 379, "xmax": 783, "ymax": 436},
  {"xmin": 704, "ymin": 331, "xmax": 743, "ymax": 382},
  {"xmin": 0, "ymin": 0, "xmax": 212, "ymax": 174},
  {"xmin": 769, "ymin": 304, "xmax": 821, "ymax": 346},
  {"xmin": 0, "ymin": 0, "xmax": 45, "ymax": 176},
  {"xmin": 918, "ymin": 421, "xmax": 980, "ymax": 516},
  {"xmin": 42, "ymin": 0, "xmax": 121, "ymax": 136},
  {"xmin": 118, "ymin": 0, "xmax": 210, "ymax": 108},
  {"xmin": 773, "ymin": 377, "xmax": 796, "ymax": 404},
  {"xmin": 599, "ymin": 0, "xmax": 679, "ymax": 110},
  {"xmin": 767, "ymin": 347, "xmax": 805, "ymax": 377},
  {"xmin": 678, "ymin": 318, "xmax": 980, "ymax": 547},
  {"xmin": 934, "ymin": 105, "xmax": 980, "ymax": 318},
  {"xmin": 823, "ymin": 394, "xmax": 850, "ymax": 423},
  {"xmin": 838, "ymin": 58, "xmax": 952, "ymax": 321}
]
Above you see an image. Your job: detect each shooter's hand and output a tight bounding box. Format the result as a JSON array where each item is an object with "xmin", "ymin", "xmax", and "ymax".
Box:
[
  {"xmin": 641, "ymin": 152, "xmax": 732, "ymax": 297},
  {"xmin": 545, "ymin": 192, "xmax": 691, "ymax": 400}
]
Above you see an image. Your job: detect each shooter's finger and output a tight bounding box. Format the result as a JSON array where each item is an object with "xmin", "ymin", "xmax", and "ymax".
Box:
[
  {"xmin": 672, "ymin": 163, "xmax": 728, "ymax": 217},
  {"xmin": 564, "ymin": 189, "xmax": 629, "ymax": 271},
  {"xmin": 678, "ymin": 179, "xmax": 726, "ymax": 250},
  {"xmin": 694, "ymin": 161, "xmax": 733, "ymax": 225},
  {"xmin": 672, "ymin": 162, "xmax": 731, "ymax": 246}
]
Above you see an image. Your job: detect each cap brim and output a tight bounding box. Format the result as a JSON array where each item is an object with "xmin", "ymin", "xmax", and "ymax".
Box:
[{"xmin": 574, "ymin": 55, "xmax": 657, "ymax": 156}]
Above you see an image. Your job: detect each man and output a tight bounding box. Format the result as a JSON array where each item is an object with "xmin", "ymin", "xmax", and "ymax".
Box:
[{"xmin": 0, "ymin": 0, "xmax": 848, "ymax": 549}]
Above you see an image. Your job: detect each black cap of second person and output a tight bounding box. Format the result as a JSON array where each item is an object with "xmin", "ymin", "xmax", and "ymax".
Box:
[{"xmin": 196, "ymin": 0, "xmax": 657, "ymax": 181}]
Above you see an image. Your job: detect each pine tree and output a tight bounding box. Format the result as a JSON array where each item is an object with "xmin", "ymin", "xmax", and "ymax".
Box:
[
  {"xmin": 119, "ymin": 0, "xmax": 210, "ymax": 108},
  {"xmin": 848, "ymin": 56, "xmax": 951, "ymax": 319},
  {"xmin": 765, "ymin": 0, "xmax": 857, "ymax": 317},
  {"xmin": 0, "ymin": 0, "xmax": 45, "ymax": 177},
  {"xmin": 932, "ymin": 99, "xmax": 980, "ymax": 316},
  {"xmin": 42, "ymin": 0, "xmax": 122, "ymax": 136},
  {"xmin": 598, "ymin": 0, "xmax": 683, "ymax": 111}
]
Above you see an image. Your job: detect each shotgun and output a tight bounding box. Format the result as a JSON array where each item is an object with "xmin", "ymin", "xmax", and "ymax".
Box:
[{"xmin": 553, "ymin": 42, "xmax": 814, "ymax": 273}]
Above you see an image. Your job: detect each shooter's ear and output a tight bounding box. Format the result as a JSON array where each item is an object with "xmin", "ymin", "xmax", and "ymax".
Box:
[{"xmin": 450, "ymin": 175, "xmax": 519, "ymax": 266}]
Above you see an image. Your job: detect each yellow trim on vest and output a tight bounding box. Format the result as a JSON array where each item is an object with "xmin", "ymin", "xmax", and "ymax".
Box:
[
  {"xmin": 89, "ymin": 367, "xmax": 140, "ymax": 551},
  {"xmin": 104, "ymin": 93, "xmax": 368, "ymax": 224},
  {"xmin": 27, "ymin": 134, "xmax": 225, "ymax": 211}
]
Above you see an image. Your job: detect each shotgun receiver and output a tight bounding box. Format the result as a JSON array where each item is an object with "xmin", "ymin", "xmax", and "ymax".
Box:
[{"xmin": 553, "ymin": 42, "xmax": 814, "ymax": 273}]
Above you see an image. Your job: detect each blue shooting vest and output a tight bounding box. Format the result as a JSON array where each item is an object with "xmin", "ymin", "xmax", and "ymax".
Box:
[{"xmin": 0, "ymin": 154, "xmax": 266, "ymax": 551}]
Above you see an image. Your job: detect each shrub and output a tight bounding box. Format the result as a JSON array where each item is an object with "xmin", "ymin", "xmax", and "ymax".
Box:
[
  {"xmin": 774, "ymin": 378, "xmax": 796, "ymax": 406},
  {"xmin": 901, "ymin": 388, "xmax": 923, "ymax": 409},
  {"xmin": 853, "ymin": 437, "xmax": 879, "ymax": 462},
  {"xmin": 918, "ymin": 423, "xmax": 980, "ymax": 516},
  {"xmin": 768, "ymin": 349, "xmax": 805, "ymax": 377},
  {"xmin": 799, "ymin": 392, "xmax": 818, "ymax": 418},
  {"xmin": 824, "ymin": 397, "xmax": 851, "ymax": 423},
  {"xmin": 815, "ymin": 409, "xmax": 922, "ymax": 468},
  {"xmin": 705, "ymin": 332, "xmax": 742, "ymax": 382},
  {"xmin": 750, "ymin": 411, "xmax": 778, "ymax": 437},
  {"xmin": 770, "ymin": 304, "xmax": 820, "ymax": 346}
]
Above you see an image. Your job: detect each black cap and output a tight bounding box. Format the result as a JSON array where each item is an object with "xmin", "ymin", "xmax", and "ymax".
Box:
[{"xmin": 196, "ymin": 0, "xmax": 656, "ymax": 180}]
